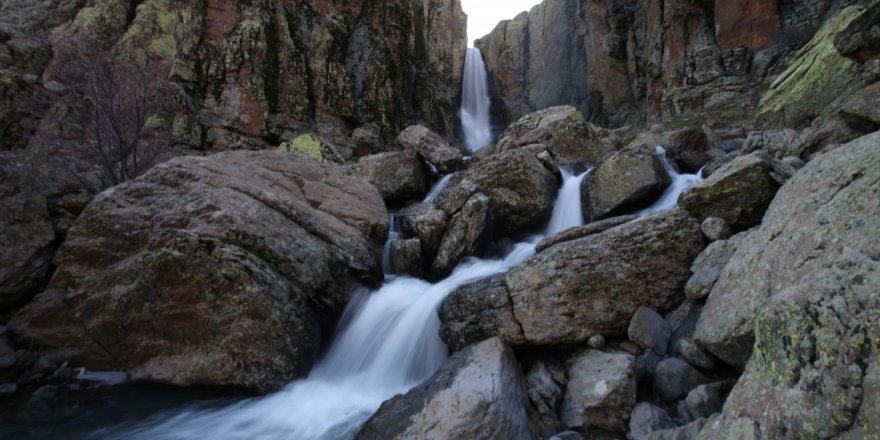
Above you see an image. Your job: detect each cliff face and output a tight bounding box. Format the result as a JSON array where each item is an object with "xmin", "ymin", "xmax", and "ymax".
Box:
[
  {"xmin": 477, "ymin": 0, "xmax": 868, "ymax": 128},
  {"xmin": 0, "ymin": 0, "xmax": 467, "ymax": 157}
]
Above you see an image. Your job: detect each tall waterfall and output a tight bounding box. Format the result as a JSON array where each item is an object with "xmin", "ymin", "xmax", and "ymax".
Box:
[
  {"xmin": 89, "ymin": 169, "xmax": 590, "ymax": 440},
  {"xmin": 460, "ymin": 48, "xmax": 493, "ymax": 153}
]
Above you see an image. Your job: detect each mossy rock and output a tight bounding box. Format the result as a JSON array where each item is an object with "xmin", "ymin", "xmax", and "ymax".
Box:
[
  {"xmin": 757, "ymin": 7, "xmax": 865, "ymax": 128},
  {"xmin": 277, "ymin": 133, "xmax": 342, "ymax": 164}
]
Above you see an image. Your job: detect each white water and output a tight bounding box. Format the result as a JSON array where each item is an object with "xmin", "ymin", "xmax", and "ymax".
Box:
[
  {"xmin": 423, "ymin": 174, "xmax": 453, "ymax": 204},
  {"xmin": 380, "ymin": 214, "xmax": 402, "ymax": 275},
  {"xmin": 460, "ymin": 48, "xmax": 492, "ymax": 153},
  {"xmin": 93, "ymin": 169, "xmax": 589, "ymax": 440},
  {"xmin": 638, "ymin": 147, "xmax": 704, "ymax": 216}
]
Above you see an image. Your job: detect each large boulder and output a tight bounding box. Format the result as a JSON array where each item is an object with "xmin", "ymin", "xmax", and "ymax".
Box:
[
  {"xmin": 431, "ymin": 193, "xmax": 492, "ymax": 277},
  {"xmin": 356, "ymin": 337, "xmax": 534, "ymax": 440},
  {"xmin": 561, "ymin": 349, "xmax": 639, "ymax": 432},
  {"xmin": 582, "ymin": 145, "xmax": 671, "ymax": 220},
  {"xmin": 397, "ymin": 125, "xmax": 465, "ymax": 174},
  {"xmin": 496, "ymin": 106, "xmax": 616, "ymax": 165},
  {"xmin": 435, "ymin": 148, "xmax": 559, "ymax": 238},
  {"xmin": 9, "ymin": 151, "xmax": 388, "ymax": 391},
  {"xmin": 694, "ymin": 131, "xmax": 880, "ymax": 372},
  {"xmin": 350, "ymin": 150, "xmax": 429, "ymax": 204},
  {"xmin": 440, "ymin": 210, "xmax": 705, "ymax": 348},
  {"xmin": 678, "ymin": 152, "xmax": 781, "ymax": 230}
]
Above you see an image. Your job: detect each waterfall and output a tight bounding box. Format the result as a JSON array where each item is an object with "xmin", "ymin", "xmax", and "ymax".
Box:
[
  {"xmin": 92, "ymin": 169, "xmax": 591, "ymax": 440},
  {"xmin": 380, "ymin": 214, "xmax": 402, "ymax": 275},
  {"xmin": 460, "ymin": 48, "xmax": 492, "ymax": 153},
  {"xmin": 638, "ymin": 146, "xmax": 704, "ymax": 216},
  {"xmin": 423, "ymin": 174, "xmax": 454, "ymax": 204}
]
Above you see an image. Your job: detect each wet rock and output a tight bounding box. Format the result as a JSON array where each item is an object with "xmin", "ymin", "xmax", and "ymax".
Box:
[
  {"xmin": 496, "ymin": 106, "xmax": 615, "ymax": 164},
  {"xmin": 351, "ymin": 151, "xmax": 429, "ymax": 204},
  {"xmin": 397, "ymin": 125, "xmax": 465, "ymax": 174},
  {"xmin": 630, "ymin": 402, "xmax": 677, "ymax": 440},
  {"xmin": 398, "ymin": 203, "xmax": 448, "ymax": 265},
  {"xmin": 389, "ymin": 239, "xmax": 423, "ymax": 277},
  {"xmin": 561, "ymin": 350, "xmax": 639, "ymax": 432},
  {"xmin": 699, "ymin": 217, "xmax": 730, "ymax": 241},
  {"xmin": 628, "ymin": 307, "xmax": 672, "ymax": 355},
  {"xmin": 582, "ymin": 145, "xmax": 671, "ymax": 220},
  {"xmin": 10, "ymin": 151, "xmax": 387, "ymax": 391},
  {"xmin": 356, "ymin": 338, "xmax": 533, "ymax": 440},
  {"xmin": 679, "ymin": 152, "xmax": 781, "ymax": 229},
  {"xmin": 678, "ymin": 339, "xmax": 717, "ymax": 371},
  {"xmin": 431, "ymin": 193, "xmax": 492, "ymax": 277},
  {"xmin": 654, "ymin": 358, "xmax": 711, "ymax": 402}
]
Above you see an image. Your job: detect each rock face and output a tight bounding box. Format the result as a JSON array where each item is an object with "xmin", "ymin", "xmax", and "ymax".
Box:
[
  {"xmin": 679, "ymin": 152, "xmax": 781, "ymax": 230},
  {"xmin": 440, "ymin": 210, "xmax": 705, "ymax": 348},
  {"xmin": 695, "ymin": 131, "xmax": 880, "ymax": 372},
  {"xmin": 356, "ymin": 337, "xmax": 534, "ymax": 440},
  {"xmin": 1, "ymin": 0, "xmax": 467, "ymax": 154},
  {"xmin": 582, "ymin": 145, "xmax": 671, "ymax": 220},
  {"xmin": 10, "ymin": 151, "xmax": 388, "ymax": 391},
  {"xmin": 495, "ymin": 106, "xmax": 616, "ymax": 165},
  {"xmin": 561, "ymin": 349, "xmax": 639, "ymax": 432}
]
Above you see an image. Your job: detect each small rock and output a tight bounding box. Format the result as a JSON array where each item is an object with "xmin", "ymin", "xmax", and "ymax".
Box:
[
  {"xmin": 628, "ymin": 307, "xmax": 673, "ymax": 355},
  {"xmin": 639, "ymin": 350, "xmax": 664, "ymax": 378},
  {"xmin": 678, "ymin": 339, "xmax": 717, "ymax": 371},
  {"xmin": 562, "ymin": 350, "xmax": 639, "ymax": 432},
  {"xmin": 588, "ymin": 335, "xmax": 606, "ymax": 350},
  {"xmin": 0, "ymin": 382, "xmax": 16, "ymax": 397},
  {"xmin": 700, "ymin": 217, "xmax": 731, "ymax": 241},
  {"xmin": 781, "ymin": 156, "xmax": 805, "ymax": 170},
  {"xmin": 397, "ymin": 125, "xmax": 465, "ymax": 173},
  {"xmin": 629, "ymin": 402, "xmax": 677, "ymax": 440},
  {"xmin": 653, "ymin": 358, "xmax": 711, "ymax": 402},
  {"xmin": 666, "ymin": 301, "xmax": 703, "ymax": 357},
  {"xmin": 684, "ymin": 381, "xmax": 735, "ymax": 421}
]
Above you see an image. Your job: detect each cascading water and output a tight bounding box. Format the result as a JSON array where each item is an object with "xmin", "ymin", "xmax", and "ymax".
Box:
[
  {"xmin": 380, "ymin": 214, "xmax": 402, "ymax": 275},
  {"xmin": 89, "ymin": 168, "xmax": 590, "ymax": 440},
  {"xmin": 460, "ymin": 48, "xmax": 493, "ymax": 153},
  {"xmin": 638, "ymin": 146, "xmax": 704, "ymax": 216},
  {"xmin": 423, "ymin": 174, "xmax": 453, "ymax": 204}
]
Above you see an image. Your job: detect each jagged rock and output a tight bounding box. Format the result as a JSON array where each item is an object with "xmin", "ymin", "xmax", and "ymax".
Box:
[
  {"xmin": 666, "ymin": 128, "xmax": 712, "ymax": 173},
  {"xmin": 699, "ymin": 217, "xmax": 731, "ymax": 241},
  {"xmin": 628, "ymin": 307, "xmax": 672, "ymax": 355},
  {"xmin": 397, "ymin": 125, "xmax": 465, "ymax": 174},
  {"xmin": 398, "ymin": 203, "xmax": 447, "ymax": 265},
  {"xmin": 647, "ymin": 418, "xmax": 708, "ymax": 440},
  {"xmin": 561, "ymin": 349, "xmax": 639, "ymax": 432},
  {"xmin": 526, "ymin": 362, "xmax": 564, "ymax": 435},
  {"xmin": 356, "ymin": 338, "xmax": 533, "ymax": 440},
  {"xmin": 439, "ymin": 275, "xmax": 526, "ymax": 352},
  {"xmin": 10, "ymin": 151, "xmax": 387, "ymax": 391},
  {"xmin": 834, "ymin": 1, "xmax": 880, "ymax": 58},
  {"xmin": 679, "ymin": 152, "xmax": 781, "ymax": 229},
  {"xmin": 350, "ymin": 150, "xmax": 429, "ymax": 204},
  {"xmin": 678, "ymin": 339, "xmax": 717, "ymax": 371},
  {"xmin": 389, "ymin": 239, "xmax": 423, "ymax": 277},
  {"xmin": 630, "ymin": 402, "xmax": 677, "ymax": 440},
  {"xmin": 694, "ymin": 132, "xmax": 880, "ymax": 439},
  {"xmin": 582, "ymin": 145, "xmax": 671, "ymax": 220},
  {"xmin": 695, "ymin": 131, "xmax": 880, "ymax": 371},
  {"xmin": 440, "ymin": 210, "xmax": 704, "ymax": 348},
  {"xmin": 666, "ymin": 301, "xmax": 704, "ymax": 358},
  {"xmin": 435, "ymin": 148, "xmax": 559, "ymax": 237},
  {"xmin": 683, "ymin": 381, "xmax": 735, "ymax": 421},
  {"xmin": 432, "ymin": 193, "xmax": 492, "ymax": 277},
  {"xmin": 654, "ymin": 358, "xmax": 711, "ymax": 403},
  {"xmin": 495, "ymin": 106, "xmax": 616, "ymax": 164}
]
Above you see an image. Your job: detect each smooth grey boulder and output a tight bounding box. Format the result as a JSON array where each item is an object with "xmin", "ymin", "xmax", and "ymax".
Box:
[
  {"xmin": 582, "ymin": 145, "xmax": 671, "ymax": 220},
  {"xmin": 654, "ymin": 358, "xmax": 711, "ymax": 402},
  {"xmin": 679, "ymin": 152, "xmax": 781, "ymax": 229},
  {"xmin": 628, "ymin": 307, "xmax": 673, "ymax": 355},
  {"xmin": 630, "ymin": 402, "xmax": 677, "ymax": 440},
  {"xmin": 389, "ymin": 239, "xmax": 423, "ymax": 277},
  {"xmin": 561, "ymin": 350, "xmax": 639, "ymax": 432},
  {"xmin": 351, "ymin": 150, "xmax": 429, "ymax": 204},
  {"xmin": 356, "ymin": 337, "xmax": 533, "ymax": 440},
  {"xmin": 397, "ymin": 125, "xmax": 465, "ymax": 174},
  {"xmin": 699, "ymin": 217, "xmax": 730, "ymax": 241}
]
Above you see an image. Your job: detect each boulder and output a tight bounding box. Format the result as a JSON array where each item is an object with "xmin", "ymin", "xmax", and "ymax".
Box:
[
  {"xmin": 695, "ymin": 131, "xmax": 880, "ymax": 371},
  {"xmin": 389, "ymin": 239, "xmax": 423, "ymax": 277},
  {"xmin": 440, "ymin": 210, "xmax": 705, "ymax": 348},
  {"xmin": 683, "ymin": 381, "xmax": 735, "ymax": 421},
  {"xmin": 535, "ymin": 215, "xmax": 637, "ymax": 253},
  {"xmin": 10, "ymin": 151, "xmax": 387, "ymax": 391},
  {"xmin": 678, "ymin": 339, "xmax": 717, "ymax": 371},
  {"xmin": 496, "ymin": 106, "xmax": 616, "ymax": 165},
  {"xmin": 628, "ymin": 307, "xmax": 673, "ymax": 355},
  {"xmin": 679, "ymin": 152, "xmax": 781, "ymax": 229},
  {"xmin": 694, "ymin": 132, "xmax": 880, "ymax": 438},
  {"xmin": 684, "ymin": 233, "xmax": 747, "ymax": 302},
  {"xmin": 356, "ymin": 337, "xmax": 533, "ymax": 440},
  {"xmin": 431, "ymin": 193, "xmax": 492, "ymax": 277},
  {"xmin": 397, "ymin": 125, "xmax": 465, "ymax": 174},
  {"xmin": 398, "ymin": 203, "xmax": 448, "ymax": 264},
  {"xmin": 648, "ymin": 418, "xmax": 708, "ymax": 440},
  {"xmin": 699, "ymin": 217, "xmax": 730, "ymax": 241},
  {"xmin": 278, "ymin": 133, "xmax": 344, "ymax": 164},
  {"xmin": 561, "ymin": 349, "xmax": 639, "ymax": 432},
  {"xmin": 666, "ymin": 128, "xmax": 713, "ymax": 172},
  {"xmin": 526, "ymin": 362, "xmax": 564, "ymax": 435},
  {"xmin": 582, "ymin": 145, "xmax": 671, "ymax": 220},
  {"xmin": 666, "ymin": 301, "xmax": 704, "ymax": 358},
  {"xmin": 630, "ymin": 402, "xmax": 677, "ymax": 440},
  {"xmin": 350, "ymin": 150, "xmax": 429, "ymax": 204},
  {"xmin": 654, "ymin": 358, "xmax": 711, "ymax": 403},
  {"xmin": 435, "ymin": 148, "xmax": 559, "ymax": 237}
]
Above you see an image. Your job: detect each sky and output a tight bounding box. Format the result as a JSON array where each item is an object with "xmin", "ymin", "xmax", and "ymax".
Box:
[{"xmin": 461, "ymin": 0, "xmax": 544, "ymax": 46}]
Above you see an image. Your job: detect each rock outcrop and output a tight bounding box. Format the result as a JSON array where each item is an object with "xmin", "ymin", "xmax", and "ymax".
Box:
[
  {"xmin": 356, "ymin": 337, "xmax": 534, "ymax": 440},
  {"xmin": 9, "ymin": 151, "xmax": 388, "ymax": 391}
]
